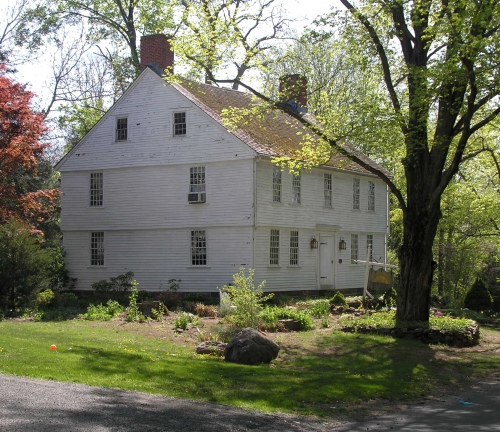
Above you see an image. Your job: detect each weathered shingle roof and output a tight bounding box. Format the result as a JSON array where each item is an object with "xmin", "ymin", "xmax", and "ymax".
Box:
[{"xmin": 173, "ymin": 79, "xmax": 389, "ymax": 177}]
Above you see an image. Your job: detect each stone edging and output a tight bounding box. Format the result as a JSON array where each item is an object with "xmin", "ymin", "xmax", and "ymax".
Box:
[{"xmin": 341, "ymin": 324, "xmax": 480, "ymax": 347}]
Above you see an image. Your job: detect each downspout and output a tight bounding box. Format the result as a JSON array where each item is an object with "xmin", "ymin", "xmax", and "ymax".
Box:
[
  {"xmin": 252, "ymin": 156, "xmax": 258, "ymax": 270},
  {"xmin": 385, "ymin": 183, "xmax": 390, "ymax": 270}
]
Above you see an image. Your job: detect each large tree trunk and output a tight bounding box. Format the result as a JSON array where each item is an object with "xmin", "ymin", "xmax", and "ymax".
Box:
[{"xmin": 397, "ymin": 193, "xmax": 441, "ymax": 323}]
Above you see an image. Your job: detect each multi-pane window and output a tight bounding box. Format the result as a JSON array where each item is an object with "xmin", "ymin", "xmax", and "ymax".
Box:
[
  {"xmin": 367, "ymin": 234, "xmax": 373, "ymax": 262},
  {"xmin": 289, "ymin": 231, "xmax": 299, "ymax": 266},
  {"xmin": 191, "ymin": 230, "xmax": 207, "ymax": 266},
  {"xmin": 90, "ymin": 172, "xmax": 103, "ymax": 207},
  {"xmin": 324, "ymin": 173, "xmax": 332, "ymax": 208},
  {"xmin": 173, "ymin": 112, "xmax": 187, "ymax": 136},
  {"xmin": 351, "ymin": 233, "xmax": 358, "ymax": 264},
  {"xmin": 292, "ymin": 173, "xmax": 301, "ymax": 204},
  {"xmin": 368, "ymin": 181, "xmax": 375, "ymax": 211},
  {"xmin": 189, "ymin": 167, "xmax": 205, "ymax": 193},
  {"xmin": 270, "ymin": 229, "xmax": 280, "ymax": 265},
  {"xmin": 90, "ymin": 232, "xmax": 104, "ymax": 266},
  {"xmin": 115, "ymin": 117, "xmax": 128, "ymax": 141},
  {"xmin": 272, "ymin": 166, "xmax": 282, "ymax": 203},
  {"xmin": 353, "ymin": 178, "xmax": 360, "ymax": 210}
]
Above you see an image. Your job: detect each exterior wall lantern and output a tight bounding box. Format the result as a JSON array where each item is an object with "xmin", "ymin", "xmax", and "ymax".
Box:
[
  {"xmin": 310, "ymin": 237, "xmax": 319, "ymax": 249},
  {"xmin": 339, "ymin": 238, "xmax": 347, "ymax": 251}
]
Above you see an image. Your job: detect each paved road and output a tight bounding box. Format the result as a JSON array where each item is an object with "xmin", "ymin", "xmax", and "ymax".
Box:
[{"xmin": 1, "ymin": 374, "xmax": 499, "ymax": 431}]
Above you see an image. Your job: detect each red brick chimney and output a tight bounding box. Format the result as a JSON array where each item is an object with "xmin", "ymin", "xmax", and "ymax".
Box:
[
  {"xmin": 279, "ymin": 74, "xmax": 308, "ymax": 110},
  {"xmin": 140, "ymin": 34, "xmax": 174, "ymax": 74}
]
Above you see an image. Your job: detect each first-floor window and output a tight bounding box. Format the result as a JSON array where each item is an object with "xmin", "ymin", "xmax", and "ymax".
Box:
[
  {"xmin": 289, "ymin": 230, "xmax": 299, "ymax": 266},
  {"xmin": 367, "ymin": 234, "xmax": 373, "ymax": 262},
  {"xmin": 351, "ymin": 234, "xmax": 358, "ymax": 264},
  {"xmin": 270, "ymin": 229, "xmax": 280, "ymax": 265},
  {"xmin": 90, "ymin": 232, "xmax": 104, "ymax": 266},
  {"xmin": 191, "ymin": 230, "xmax": 206, "ymax": 265}
]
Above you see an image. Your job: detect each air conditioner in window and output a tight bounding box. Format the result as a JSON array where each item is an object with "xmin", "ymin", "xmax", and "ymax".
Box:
[{"xmin": 188, "ymin": 192, "xmax": 206, "ymax": 203}]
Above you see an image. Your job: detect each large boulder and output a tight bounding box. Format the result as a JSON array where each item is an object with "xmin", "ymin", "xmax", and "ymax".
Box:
[{"xmin": 224, "ymin": 328, "xmax": 279, "ymax": 365}]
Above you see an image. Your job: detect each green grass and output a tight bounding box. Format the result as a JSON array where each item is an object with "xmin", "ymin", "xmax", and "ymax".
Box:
[{"xmin": 0, "ymin": 320, "xmax": 499, "ymax": 416}]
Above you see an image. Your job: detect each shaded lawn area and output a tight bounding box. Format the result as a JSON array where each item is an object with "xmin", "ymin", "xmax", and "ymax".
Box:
[{"xmin": 0, "ymin": 320, "xmax": 499, "ymax": 416}]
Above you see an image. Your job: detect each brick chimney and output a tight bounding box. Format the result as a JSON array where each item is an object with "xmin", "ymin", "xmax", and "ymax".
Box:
[
  {"xmin": 140, "ymin": 34, "xmax": 174, "ymax": 74},
  {"xmin": 279, "ymin": 74, "xmax": 308, "ymax": 110}
]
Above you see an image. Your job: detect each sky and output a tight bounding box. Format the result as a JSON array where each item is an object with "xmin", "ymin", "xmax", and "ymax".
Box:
[{"xmin": 1, "ymin": 0, "xmax": 340, "ymax": 116}]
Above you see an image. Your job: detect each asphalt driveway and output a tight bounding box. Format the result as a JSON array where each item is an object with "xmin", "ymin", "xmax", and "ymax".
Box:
[{"xmin": 1, "ymin": 374, "xmax": 499, "ymax": 431}]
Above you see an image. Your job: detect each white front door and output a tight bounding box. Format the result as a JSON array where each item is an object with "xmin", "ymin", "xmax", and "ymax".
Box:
[{"xmin": 319, "ymin": 235, "xmax": 336, "ymax": 288}]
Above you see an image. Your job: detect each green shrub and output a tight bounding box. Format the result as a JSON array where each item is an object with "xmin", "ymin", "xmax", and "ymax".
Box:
[
  {"xmin": 330, "ymin": 291, "xmax": 347, "ymax": 306},
  {"xmin": 174, "ymin": 312, "xmax": 191, "ymax": 330},
  {"xmin": 0, "ymin": 219, "xmax": 52, "ymax": 313},
  {"xmin": 92, "ymin": 271, "xmax": 134, "ymax": 294},
  {"xmin": 220, "ymin": 268, "xmax": 273, "ymax": 329},
  {"xmin": 125, "ymin": 281, "xmax": 145, "ymax": 322},
  {"xmin": 260, "ymin": 306, "xmax": 315, "ymax": 331},
  {"xmin": 36, "ymin": 289, "xmax": 56, "ymax": 309},
  {"xmin": 464, "ymin": 278, "xmax": 494, "ymax": 312},
  {"xmin": 80, "ymin": 300, "xmax": 124, "ymax": 321}
]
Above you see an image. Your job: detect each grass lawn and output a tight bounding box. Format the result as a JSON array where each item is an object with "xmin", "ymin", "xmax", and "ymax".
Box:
[{"xmin": 1, "ymin": 317, "xmax": 499, "ymax": 417}]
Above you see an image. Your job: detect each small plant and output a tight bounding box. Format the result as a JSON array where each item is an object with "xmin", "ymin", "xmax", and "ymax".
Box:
[
  {"xmin": 125, "ymin": 281, "xmax": 145, "ymax": 322},
  {"xmin": 382, "ymin": 287, "xmax": 398, "ymax": 308},
  {"xmin": 194, "ymin": 303, "xmax": 218, "ymax": 317},
  {"xmin": 464, "ymin": 278, "xmax": 494, "ymax": 312},
  {"xmin": 151, "ymin": 302, "xmax": 169, "ymax": 322},
  {"xmin": 219, "ymin": 268, "xmax": 273, "ymax": 329},
  {"xmin": 259, "ymin": 306, "xmax": 315, "ymax": 331},
  {"xmin": 35, "ymin": 289, "xmax": 56, "ymax": 309},
  {"xmin": 174, "ymin": 312, "xmax": 191, "ymax": 330},
  {"xmin": 330, "ymin": 291, "xmax": 347, "ymax": 307}
]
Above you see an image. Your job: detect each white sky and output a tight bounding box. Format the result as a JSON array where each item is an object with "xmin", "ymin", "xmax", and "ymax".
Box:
[{"xmin": 2, "ymin": 0, "xmax": 340, "ymax": 107}]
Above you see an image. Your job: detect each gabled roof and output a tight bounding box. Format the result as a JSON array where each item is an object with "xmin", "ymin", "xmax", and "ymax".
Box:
[{"xmin": 172, "ymin": 78, "xmax": 389, "ymax": 177}]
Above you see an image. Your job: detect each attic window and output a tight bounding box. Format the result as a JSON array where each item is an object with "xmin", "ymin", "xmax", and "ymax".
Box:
[
  {"xmin": 116, "ymin": 117, "xmax": 128, "ymax": 141},
  {"xmin": 173, "ymin": 112, "xmax": 186, "ymax": 136}
]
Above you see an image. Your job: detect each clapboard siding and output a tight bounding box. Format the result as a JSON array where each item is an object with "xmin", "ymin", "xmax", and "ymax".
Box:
[
  {"xmin": 57, "ymin": 69, "xmax": 255, "ymax": 172},
  {"xmin": 60, "ymin": 159, "xmax": 254, "ymax": 231},
  {"xmin": 63, "ymin": 227, "xmax": 253, "ymax": 291}
]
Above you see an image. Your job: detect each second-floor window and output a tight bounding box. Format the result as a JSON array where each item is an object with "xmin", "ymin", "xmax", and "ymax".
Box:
[
  {"xmin": 368, "ymin": 181, "xmax": 375, "ymax": 211},
  {"xmin": 351, "ymin": 234, "xmax": 358, "ymax": 264},
  {"xmin": 270, "ymin": 229, "xmax": 280, "ymax": 265},
  {"xmin": 290, "ymin": 230, "xmax": 299, "ymax": 266},
  {"xmin": 272, "ymin": 166, "xmax": 281, "ymax": 203},
  {"xmin": 353, "ymin": 178, "xmax": 360, "ymax": 210},
  {"xmin": 90, "ymin": 172, "xmax": 103, "ymax": 207},
  {"xmin": 292, "ymin": 174, "xmax": 301, "ymax": 204},
  {"xmin": 115, "ymin": 117, "xmax": 128, "ymax": 141},
  {"xmin": 190, "ymin": 167, "xmax": 205, "ymax": 193},
  {"xmin": 191, "ymin": 230, "xmax": 206, "ymax": 266},
  {"xmin": 324, "ymin": 173, "xmax": 332, "ymax": 207},
  {"xmin": 173, "ymin": 112, "xmax": 187, "ymax": 136}
]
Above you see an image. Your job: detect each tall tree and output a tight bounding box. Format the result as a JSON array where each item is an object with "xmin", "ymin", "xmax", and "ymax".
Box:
[
  {"xmin": 175, "ymin": 0, "xmax": 293, "ymax": 88},
  {"xmin": 208, "ymin": 0, "xmax": 500, "ymax": 323},
  {"xmin": 0, "ymin": 64, "xmax": 59, "ymax": 229}
]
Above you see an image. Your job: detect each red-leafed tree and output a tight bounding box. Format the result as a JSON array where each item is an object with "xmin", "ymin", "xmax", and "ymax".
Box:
[{"xmin": 0, "ymin": 63, "xmax": 59, "ymax": 229}]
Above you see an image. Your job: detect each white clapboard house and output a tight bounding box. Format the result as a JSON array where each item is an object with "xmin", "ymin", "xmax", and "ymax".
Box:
[{"xmin": 55, "ymin": 35, "xmax": 390, "ymax": 294}]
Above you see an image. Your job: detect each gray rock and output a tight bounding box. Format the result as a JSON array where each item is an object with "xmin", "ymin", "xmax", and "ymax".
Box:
[
  {"xmin": 196, "ymin": 341, "xmax": 227, "ymax": 356},
  {"xmin": 224, "ymin": 328, "xmax": 280, "ymax": 365}
]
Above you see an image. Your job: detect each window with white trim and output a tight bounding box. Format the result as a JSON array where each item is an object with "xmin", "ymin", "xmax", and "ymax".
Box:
[
  {"xmin": 90, "ymin": 232, "xmax": 104, "ymax": 266},
  {"xmin": 353, "ymin": 178, "xmax": 360, "ymax": 210},
  {"xmin": 351, "ymin": 234, "xmax": 358, "ymax": 264},
  {"xmin": 173, "ymin": 112, "xmax": 187, "ymax": 136},
  {"xmin": 368, "ymin": 181, "xmax": 375, "ymax": 211},
  {"xmin": 270, "ymin": 229, "xmax": 280, "ymax": 265},
  {"xmin": 290, "ymin": 231, "xmax": 299, "ymax": 266},
  {"xmin": 115, "ymin": 117, "xmax": 127, "ymax": 141},
  {"xmin": 367, "ymin": 234, "xmax": 373, "ymax": 262},
  {"xmin": 292, "ymin": 173, "xmax": 301, "ymax": 204},
  {"xmin": 90, "ymin": 172, "xmax": 103, "ymax": 207},
  {"xmin": 324, "ymin": 173, "xmax": 332, "ymax": 207},
  {"xmin": 191, "ymin": 230, "xmax": 206, "ymax": 266},
  {"xmin": 272, "ymin": 166, "xmax": 281, "ymax": 203},
  {"xmin": 189, "ymin": 167, "xmax": 205, "ymax": 193}
]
